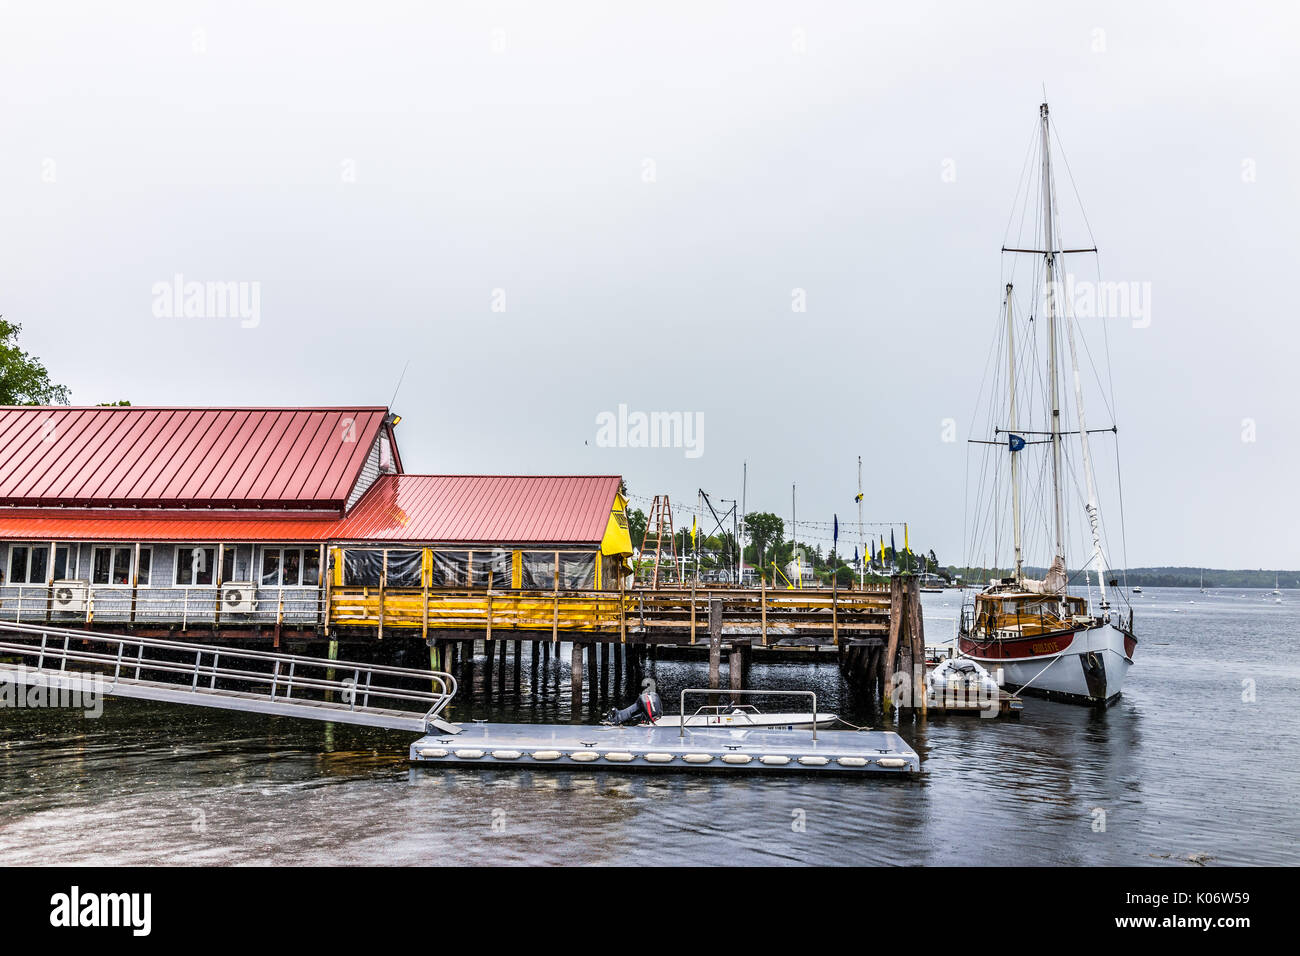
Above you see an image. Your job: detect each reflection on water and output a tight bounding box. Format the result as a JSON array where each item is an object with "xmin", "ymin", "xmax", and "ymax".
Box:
[{"xmin": 0, "ymin": 588, "xmax": 1295, "ymax": 865}]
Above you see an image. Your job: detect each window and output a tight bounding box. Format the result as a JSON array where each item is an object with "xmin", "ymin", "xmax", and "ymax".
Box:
[
  {"xmin": 470, "ymin": 549, "xmax": 511, "ymax": 589},
  {"xmin": 559, "ymin": 552, "xmax": 597, "ymax": 590},
  {"xmin": 92, "ymin": 546, "xmax": 149, "ymax": 586},
  {"xmin": 6, "ymin": 543, "xmax": 70, "ymax": 585},
  {"xmin": 384, "ymin": 550, "xmax": 422, "ymax": 588},
  {"xmin": 429, "ymin": 550, "xmax": 468, "ymax": 588},
  {"xmin": 342, "ymin": 550, "xmax": 383, "ymax": 587},
  {"xmin": 175, "ymin": 547, "xmax": 216, "ymax": 586},
  {"xmin": 262, "ymin": 547, "xmax": 321, "ymax": 587},
  {"xmin": 520, "ymin": 551, "xmax": 556, "ymax": 590}
]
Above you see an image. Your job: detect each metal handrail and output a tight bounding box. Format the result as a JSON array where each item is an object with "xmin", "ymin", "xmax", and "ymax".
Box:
[
  {"xmin": 677, "ymin": 688, "xmax": 819, "ymax": 740},
  {"xmin": 0, "ymin": 621, "xmax": 457, "ymax": 727}
]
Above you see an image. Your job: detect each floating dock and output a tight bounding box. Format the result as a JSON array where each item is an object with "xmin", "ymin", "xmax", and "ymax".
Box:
[{"xmin": 410, "ymin": 723, "xmax": 919, "ymax": 774}]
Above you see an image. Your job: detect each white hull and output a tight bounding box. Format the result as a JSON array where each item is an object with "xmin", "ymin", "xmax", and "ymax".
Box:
[{"xmin": 967, "ymin": 622, "xmax": 1133, "ymax": 705}]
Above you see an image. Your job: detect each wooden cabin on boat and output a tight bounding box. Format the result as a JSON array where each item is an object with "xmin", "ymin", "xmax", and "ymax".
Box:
[{"xmin": 0, "ymin": 405, "xmax": 633, "ymax": 638}]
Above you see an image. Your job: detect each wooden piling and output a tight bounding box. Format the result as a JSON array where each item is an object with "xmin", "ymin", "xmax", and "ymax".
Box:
[
  {"xmin": 883, "ymin": 576, "xmax": 905, "ymax": 713},
  {"xmin": 908, "ymin": 577, "xmax": 927, "ymax": 716},
  {"xmin": 708, "ymin": 596, "xmax": 722, "ymax": 691},
  {"xmin": 570, "ymin": 642, "xmax": 583, "ymax": 706}
]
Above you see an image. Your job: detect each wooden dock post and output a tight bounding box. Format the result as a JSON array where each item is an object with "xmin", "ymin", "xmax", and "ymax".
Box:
[
  {"xmin": 570, "ymin": 642, "xmax": 582, "ymax": 707},
  {"xmin": 729, "ymin": 643, "xmax": 744, "ymax": 693},
  {"xmin": 908, "ymin": 577, "xmax": 927, "ymax": 716},
  {"xmin": 498, "ymin": 638, "xmax": 508, "ymax": 694},
  {"xmin": 586, "ymin": 642, "xmax": 598, "ymax": 703},
  {"xmin": 883, "ymin": 576, "xmax": 904, "ymax": 714},
  {"xmin": 708, "ymin": 596, "xmax": 722, "ymax": 691}
]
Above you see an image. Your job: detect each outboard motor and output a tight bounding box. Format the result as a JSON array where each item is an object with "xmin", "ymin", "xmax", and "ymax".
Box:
[{"xmin": 605, "ymin": 690, "xmax": 663, "ymax": 726}]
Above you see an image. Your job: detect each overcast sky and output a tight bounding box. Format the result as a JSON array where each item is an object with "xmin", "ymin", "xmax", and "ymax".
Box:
[{"xmin": 1, "ymin": 1, "xmax": 1295, "ymax": 569}]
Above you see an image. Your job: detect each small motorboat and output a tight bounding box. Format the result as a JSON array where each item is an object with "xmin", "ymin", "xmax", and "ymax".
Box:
[
  {"xmin": 926, "ymin": 656, "xmax": 1001, "ymax": 701},
  {"xmin": 651, "ymin": 704, "xmax": 838, "ymax": 731},
  {"xmin": 1132, "ymin": 586, "xmax": 1143, "ymax": 594},
  {"xmin": 605, "ymin": 694, "xmax": 837, "ymax": 730}
]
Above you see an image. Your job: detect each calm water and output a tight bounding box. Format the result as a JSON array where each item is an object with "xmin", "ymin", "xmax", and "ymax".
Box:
[{"xmin": 1, "ymin": 588, "xmax": 1296, "ymax": 866}]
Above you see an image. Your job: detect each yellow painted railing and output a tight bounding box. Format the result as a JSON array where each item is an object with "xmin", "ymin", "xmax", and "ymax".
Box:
[{"xmin": 328, "ymin": 585, "xmax": 893, "ymax": 643}]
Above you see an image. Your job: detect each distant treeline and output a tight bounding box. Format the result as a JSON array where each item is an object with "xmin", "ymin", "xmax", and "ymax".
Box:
[{"xmin": 946, "ymin": 566, "xmax": 1298, "ymax": 590}]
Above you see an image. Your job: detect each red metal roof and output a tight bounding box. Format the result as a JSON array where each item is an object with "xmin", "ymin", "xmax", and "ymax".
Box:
[
  {"xmin": 0, "ymin": 475, "xmax": 622, "ymax": 544},
  {"xmin": 0, "ymin": 407, "xmax": 389, "ymax": 511},
  {"xmin": 332, "ymin": 475, "xmax": 622, "ymax": 543}
]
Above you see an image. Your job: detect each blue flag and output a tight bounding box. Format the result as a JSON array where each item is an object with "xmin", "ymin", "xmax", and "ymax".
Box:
[
  {"xmin": 833, "ymin": 515, "xmax": 839, "ymax": 548},
  {"xmin": 1008, "ymin": 433, "xmax": 1026, "ymax": 452}
]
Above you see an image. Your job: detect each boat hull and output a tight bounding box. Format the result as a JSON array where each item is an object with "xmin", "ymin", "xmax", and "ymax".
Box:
[{"xmin": 959, "ymin": 621, "xmax": 1134, "ymax": 706}]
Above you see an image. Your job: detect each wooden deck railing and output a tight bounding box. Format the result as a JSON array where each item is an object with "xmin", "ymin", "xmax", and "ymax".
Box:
[{"xmin": 328, "ymin": 585, "xmax": 893, "ymax": 644}]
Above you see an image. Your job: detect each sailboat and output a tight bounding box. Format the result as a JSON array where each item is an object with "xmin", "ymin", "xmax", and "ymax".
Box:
[
  {"xmin": 958, "ymin": 101, "xmax": 1136, "ymax": 706},
  {"xmin": 1271, "ymin": 574, "xmax": 1280, "ymax": 596}
]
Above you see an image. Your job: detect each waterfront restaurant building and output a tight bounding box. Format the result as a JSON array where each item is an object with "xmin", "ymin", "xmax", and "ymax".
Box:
[{"xmin": 0, "ymin": 406, "xmax": 633, "ymax": 638}]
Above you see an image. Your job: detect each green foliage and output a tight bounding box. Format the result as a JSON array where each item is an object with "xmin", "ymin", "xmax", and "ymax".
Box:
[
  {"xmin": 0, "ymin": 319, "xmax": 70, "ymax": 405},
  {"xmin": 626, "ymin": 507, "xmax": 647, "ymax": 551},
  {"xmin": 745, "ymin": 512, "xmax": 784, "ymax": 564}
]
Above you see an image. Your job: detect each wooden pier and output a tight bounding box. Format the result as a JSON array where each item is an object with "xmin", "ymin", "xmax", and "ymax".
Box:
[{"xmin": 1, "ymin": 576, "xmax": 965, "ymax": 719}]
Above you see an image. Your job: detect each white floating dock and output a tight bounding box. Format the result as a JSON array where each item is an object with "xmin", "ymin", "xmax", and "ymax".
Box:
[{"xmin": 409, "ymin": 723, "xmax": 919, "ymax": 774}]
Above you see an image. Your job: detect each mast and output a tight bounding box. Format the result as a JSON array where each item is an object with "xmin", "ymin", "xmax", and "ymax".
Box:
[
  {"xmin": 1040, "ymin": 101, "xmax": 1068, "ymax": 582},
  {"xmin": 739, "ymin": 461, "xmax": 746, "ymax": 587},
  {"xmin": 1005, "ymin": 283, "xmax": 1024, "ymax": 585},
  {"xmin": 857, "ymin": 456, "xmax": 865, "ymax": 588},
  {"xmin": 791, "ymin": 483, "xmax": 798, "ymax": 588}
]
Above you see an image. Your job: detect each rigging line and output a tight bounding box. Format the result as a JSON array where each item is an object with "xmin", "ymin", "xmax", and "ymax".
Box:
[
  {"xmin": 1050, "ymin": 124, "xmax": 1098, "ymax": 250},
  {"xmin": 1053, "ymin": 123, "xmax": 1128, "ymax": 593}
]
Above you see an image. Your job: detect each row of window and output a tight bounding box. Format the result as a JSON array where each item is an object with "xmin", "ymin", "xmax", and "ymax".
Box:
[
  {"xmin": 340, "ymin": 549, "xmax": 598, "ymax": 590},
  {"xmin": 3, "ymin": 544, "xmax": 321, "ymax": 588},
  {"xmin": 4, "ymin": 544, "xmax": 601, "ymax": 590}
]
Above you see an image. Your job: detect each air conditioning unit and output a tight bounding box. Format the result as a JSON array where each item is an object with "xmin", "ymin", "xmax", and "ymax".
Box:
[
  {"xmin": 53, "ymin": 580, "xmax": 89, "ymax": 613},
  {"xmin": 220, "ymin": 583, "xmax": 255, "ymax": 614}
]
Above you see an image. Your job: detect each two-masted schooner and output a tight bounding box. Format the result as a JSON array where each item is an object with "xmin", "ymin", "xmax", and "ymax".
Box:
[{"xmin": 958, "ymin": 102, "xmax": 1136, "ymax": 705}]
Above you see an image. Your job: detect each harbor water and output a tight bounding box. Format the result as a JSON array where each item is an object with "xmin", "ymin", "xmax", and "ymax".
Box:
[{"xmin": 1, "ymin": 588, "xmax": 1295, "ymax": 866}]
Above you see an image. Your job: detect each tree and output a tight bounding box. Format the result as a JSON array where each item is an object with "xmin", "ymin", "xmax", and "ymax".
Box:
[
  {"xmin": 626, "ymin": 507, "xmax": 647, "ymax": 552},
  {"xmin": 0, "ymin": 319, "xmax": 70, "ymax": 405},
  {"xmin": 745, "ymin": 512, "xmax": 784, "ymax": 568}
]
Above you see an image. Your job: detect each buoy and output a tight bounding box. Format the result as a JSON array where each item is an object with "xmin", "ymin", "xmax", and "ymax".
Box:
[
  {"xmin": 418, "ymin": 748, "xmax": 448, "ymax": 758},
  {"xmin": 569, "ymin": 751, "xmax": 600, "ymax": 762},
  {"xmin": 760, "ymin": 754, "xmax": 791, "ymax": 766},
  {"xmin": 530, "ymin": 750, "xmax": 562, "ymax": 761},
  {"xmin": 453, "ymin": 749, "xmax": 485, "ymax": 760},
  {"xmin": 876, "ymin": 757, "xmax": 907, "ymax": 768},
  {"xmin": 643, "ymin": 753, "xmax": 674, "ymax": 763},
  {"xmin": 682, "ymin": 753, "xmax": 713, "ymax": 764},
  {"xmin": 798, "ymin": 755, "xmax": 829, "ymax": 766},
  {"xmin": 721, "ymin": 753, "xmax": 752, "ymax": 765},
  {"xmin": 604, "ymin": 752, "xmax": 634, "ymax": 762},
  {"xmin": 837, "ymin": 756, "xmax": 868, "ymax": 767},
  {"xmin": 491, "ymin": 750, "xmax": 522, "ymax": 760}
]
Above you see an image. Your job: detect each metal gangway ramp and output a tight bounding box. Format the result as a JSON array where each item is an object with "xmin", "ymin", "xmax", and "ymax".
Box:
[{"xmin": 0, "ymin": 622, "xmax": 458, "ymax": 734}]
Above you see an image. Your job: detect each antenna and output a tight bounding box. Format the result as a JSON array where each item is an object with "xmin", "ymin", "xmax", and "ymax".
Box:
[{"xmin": 388, "ymin": 360, "xmax": 411, "ymax": 410}]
